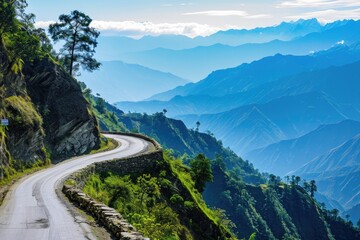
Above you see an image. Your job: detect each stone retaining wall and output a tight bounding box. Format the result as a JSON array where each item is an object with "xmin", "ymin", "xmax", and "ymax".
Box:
[
  {"xmin": 62, "ymin": 133, "xmax": 163, "ymax": 239},
  {"xmin": 63, "ymin": 185, "xmax": 145, "ymax": 240}
]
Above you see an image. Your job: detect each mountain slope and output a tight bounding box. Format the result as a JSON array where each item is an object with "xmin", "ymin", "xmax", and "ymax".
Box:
[
  {"xmin": 294, "ymin": 134, "xmax": 360, "ymax": 209},
  {"xmin": 79, "ymin": 60, "xmax": 187, "ymax": 103},
  {"xmin": 88, "ymin": 95, "xmax": 264, "ymax": 184},
  {"xmin": 204, "ymin": 164, "xmax": 360, "ymax": 240},
  {"xmin": 245, "ymin": 120, "xmax": 360, "ymax": 176},
  {"xmin": 179, "ymin": 92, "xmax": 347, "ymax": 155}
]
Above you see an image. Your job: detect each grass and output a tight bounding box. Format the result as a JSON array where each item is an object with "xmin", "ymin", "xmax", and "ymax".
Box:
[
  {"xmin": 90, "ymin": 136, "xmax": 119, "ymax": 154},
  {"xmin": 4, "ymin": 96, "xmax": 43, "ymax": 128},
  {"xmin": 169, "ymin": 158, "xmax": 219, "ymax": 224}
]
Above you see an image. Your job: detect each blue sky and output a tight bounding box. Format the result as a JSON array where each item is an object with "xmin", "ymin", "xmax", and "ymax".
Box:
[{"xmin": 28, "ymin": 0, "xmax": 360, "ymax": 37}]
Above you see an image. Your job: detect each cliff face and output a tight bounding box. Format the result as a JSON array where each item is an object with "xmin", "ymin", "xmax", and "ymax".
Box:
[
  {"xmin": 24, "ymin": 58, "xmax": 100, "ymax": 161},
  {"xmin": 0, "ymin": 41, "xmax": 100, "ymax": 178}
]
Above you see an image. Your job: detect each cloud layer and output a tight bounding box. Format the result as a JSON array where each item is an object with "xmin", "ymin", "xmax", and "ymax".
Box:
[{"xmin": 35, "ymin": 20, "xmax": 221, "ymax": 38}]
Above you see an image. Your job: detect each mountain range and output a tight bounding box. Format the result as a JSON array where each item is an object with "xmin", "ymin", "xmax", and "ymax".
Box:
[
  {"xmin": 117, "ymin": 42, "xmax": 360, "ymax": 114},
  {"xmin": 245, "ymin": 120, "xmax": 360, "ymax": 176},
  {"xmin": 118, "ymin": 20, "xmax": 360, "ymax": 80},
  {"xmin": 114, "ymin": 40, "xmax": 360, "ymax": 215},
  {"xmin": 293, "ymin": 134, "xmax": 360, "ymax": 210},
  {"xmin": 79, "ymin": 60, "xmax": 187, "ymax": 102},
  {"xmin": 96, "ymin": 18, "xmax": 326, "ymax": 60},
  {"xmin": 94, "ymin": 18, "xmax": 360, "ymax": 223}
]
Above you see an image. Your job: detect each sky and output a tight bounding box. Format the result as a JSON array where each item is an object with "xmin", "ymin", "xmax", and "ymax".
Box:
[{"xmin": 27, "ymin": 0, "xmax": 360, "ymax": 38}]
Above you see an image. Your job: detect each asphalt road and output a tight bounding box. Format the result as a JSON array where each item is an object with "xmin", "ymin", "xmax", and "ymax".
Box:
[{"xmin": 0, "ymin": 134, "xmax": 150, "ymax": 240}]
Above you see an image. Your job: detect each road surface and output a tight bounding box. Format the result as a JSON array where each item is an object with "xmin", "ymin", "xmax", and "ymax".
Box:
[{"xmin": 0, "ymin": 134, "xmax": 150, "ymax": 240}]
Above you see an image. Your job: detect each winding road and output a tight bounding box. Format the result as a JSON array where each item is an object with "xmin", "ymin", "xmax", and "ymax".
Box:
[{"xmin": 0, "ymin": 134, "xmax": 150, "ymax": 240}]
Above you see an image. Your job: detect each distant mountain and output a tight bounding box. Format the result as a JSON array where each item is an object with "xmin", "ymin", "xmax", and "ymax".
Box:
[
  {"xmin": 293, "ymin": 134, "xmax": 360, "ymax": 209},
  {"xmin": 117, "ymin": 43, "xmax": 360, "ymax": 115},
  {"xmin": 95, "ymin": 18, "xmax": 326, "ymax": 61},
  {"xmin": 120, "ymin": 20, "xmax": 360, "ymax": 80},
  {"xmin": 96, "ymin": 34, "xmax": 195, "ymax": 60},
  {"xmin": 179, "ymin": 92, "xmax": 348, "ymax": 155},
  {"xmin": 343, "ymin": 204, "xmax": 360, "ymax": 224},
  {"xmin": 203, "ymin": 18, "xmax": 324, "ymax": 46},
  {"xmin": 79, "ymin": 61, "xmax": 187, "ymax": 103},
  {"xmin": 245, "ymin": 120, "xmax": 360, "ymax": 176}
]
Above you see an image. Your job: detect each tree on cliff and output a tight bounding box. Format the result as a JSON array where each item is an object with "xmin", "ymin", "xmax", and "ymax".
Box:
[
  {"xmin": 309, "ymin": 180, "xmax": 317, "ymax": 197},
  {"xmin": 190, "ymin": 153, "xmax": 213, "ymax": 192},
  {"xmin": 49, "ymin": 10, "xmax": 100, "ymax": 76}
]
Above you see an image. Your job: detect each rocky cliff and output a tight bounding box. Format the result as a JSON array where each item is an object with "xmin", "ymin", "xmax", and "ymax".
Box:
[
  {"xmin": 24, "ymin": 58, "xmax": 100, "ymax": 161},
  {"xmin": 0, "ymin": 40, "xmax": 100, "ymax": 179}
]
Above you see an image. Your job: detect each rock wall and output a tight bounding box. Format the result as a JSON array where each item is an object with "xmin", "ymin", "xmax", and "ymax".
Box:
[
  {"xmin": 24, "ymin": 58, "xmax": 100, "ymax": 161},
  {"xmin": 68, "ymin": 150, "xmax": 163, "ymax": 189},
  {"xmin": 63, "ymin": 185, "xmax": 145, "ymax": 240}
]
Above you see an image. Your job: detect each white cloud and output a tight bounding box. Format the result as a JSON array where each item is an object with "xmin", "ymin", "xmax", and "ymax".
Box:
[
  {"xmin": 278, "ymin": 0, "xmax": 360, "ymax": 8},
  {"xmin": 285, "ymin": 8, "xmax": 360, "ymax": 22},
  {"xmin": 36, "ymin": 20, "xmax": 221, "ymax": 38},
  {"xmin": 184, "ymin": 10, "xmax": 249, "ymax": 17}
]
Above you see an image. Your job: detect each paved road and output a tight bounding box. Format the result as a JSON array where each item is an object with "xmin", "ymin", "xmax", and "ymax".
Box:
[{"xmin": 0, "ymin": 134, "xmax": 150, "ymax": 240}]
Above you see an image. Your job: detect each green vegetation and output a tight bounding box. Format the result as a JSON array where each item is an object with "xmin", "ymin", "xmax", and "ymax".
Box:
[
  {"xmin": 204, "ymin": 162, "xmax": 360, "ymax": 239},
  {"xmin": 83, "ymin": 151, "xmax": 234, "ymax": 240},
  {"xmin": 190, "ymin": 153, "xmax": 213, "ymax": 193},
  {"xmin": 87, "ymin": 100, "xmax": 265, "ymax": 185},
  {"xmin": 0, "ymin": 0, "xmax": 54, "ymax": 182},
  {"xmin": 49, "ymin": 10, "xmax": 100, "ymax": 76},
  {"xmin": 82, "ymin": 90, "xmax": 126, "ymax": 132},
  {"xmin": 89, "ymin": 136, "xmax": 118, "ymax": 154}
]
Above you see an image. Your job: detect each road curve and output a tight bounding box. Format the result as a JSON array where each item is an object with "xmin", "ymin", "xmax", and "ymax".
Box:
[{"xmin": 0, "ymin": 134, "xmax": 150, "ymax": 240}]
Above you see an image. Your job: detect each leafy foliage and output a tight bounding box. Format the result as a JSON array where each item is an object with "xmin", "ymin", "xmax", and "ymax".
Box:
[
  {"xmin": 190, "ymin": 153, "xmax": 213, "ymax": 192},
  {"xmin": 84, "ymin": 173, "xmax": 190, "ymax": 239},
  {"xmin": 83, "ymin": 151, "xmax": 235, "ymax": 239}
]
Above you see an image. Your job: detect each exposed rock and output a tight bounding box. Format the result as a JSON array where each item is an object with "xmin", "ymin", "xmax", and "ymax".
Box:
[{"xmin": 24, "ymin": 57, "xmax": 100, "ymax": 161}]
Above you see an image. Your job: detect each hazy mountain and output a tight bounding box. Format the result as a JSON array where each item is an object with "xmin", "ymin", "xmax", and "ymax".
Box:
[
  {"xmin": 203, "ymin": 18, "xmax": 324, "ymax": 46},
  {"xmin": 96, "ymin": 34, "xmax": 195, "ymax": 60},
  {"xmin": 343, "ymin": 204, "xmax": 360, "ymax": 224},
  {"xmin": 79, "ymin": 61, "xmax": 187, "ymax": 102},
  {"xmin": 245, "ymin": 120, "xmax": 360, "ymax": 176},
  {"xmin": 95, "ymin": 18, "xmax": 327, "ymax": 61},
  {"xmin": 117, "ymin": 43, "xmax": 360, "ymax": 116},
  {"xmin": 120, "ymin": 20, "xmax": 360, "ymax": 80},
  {"xmin": 293, "ymin": 134, "xmax": 360, "ymax": 209},
  {"xmin": 179, "ymin": 92, "xmax": 348, "ymax": 155}
]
